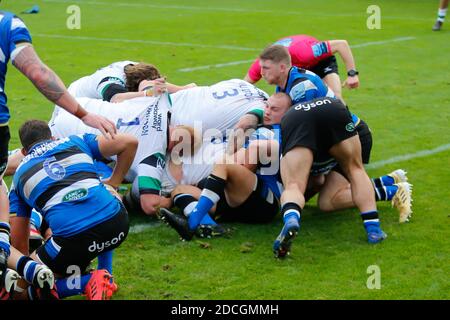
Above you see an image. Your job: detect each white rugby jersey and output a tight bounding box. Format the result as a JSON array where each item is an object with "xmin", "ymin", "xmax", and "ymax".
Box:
[
  {"xmin": 170, "ymin": 79, "xmax": 268, "ymax": 140},
  {"xmin": 50, "ymin": 94, "xmax": 170, "ymax": 196},
  {"xmin": 160, "ymin": 141, "xmax": 226, "ymax": 196},
  {"xmin": 67, "ymin": 60, "xmax": 136, "ymax": 99}
]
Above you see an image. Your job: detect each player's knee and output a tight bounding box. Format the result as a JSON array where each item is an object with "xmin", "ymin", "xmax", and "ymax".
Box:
[{"xmin": 317, "ymin": 195, "xmax": 335, "ymax": 212}]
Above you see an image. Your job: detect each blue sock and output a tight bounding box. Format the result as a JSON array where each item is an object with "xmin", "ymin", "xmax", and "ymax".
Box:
[
  {"xmin": 361, "ymin": 211, "xmax": 381, "ymax": 232},
  {"xmin": 16, "ymin": 256, "xmax": 39, "ymax": 284},
  {"xmin": 30, "ymin": 209, "xmax": 43, "ymax": 229},
  {"xmin": 97, "ymin": 250, "xmax": 113, "ymax": 275},
  {"xmin": 374, "ymin": 185, "xmax": 398, "ymax": 201},
  {"xmin": 372, "ymin": 175, "xmax": 395, "ymax": 188},
  {"xmin": 188, "ymin": 174, "xmax": 225, "ymax": 230},
  {"xmin": 55, "ymin": 274, "xmax": 91, "ymax": 298},
  {"xmin": 281, "ymin": 203, "xmax": 301, "ymax": 225},
  {"xmin": 199, "ymin": 214, "xmax": 217, "ymax": 226}
]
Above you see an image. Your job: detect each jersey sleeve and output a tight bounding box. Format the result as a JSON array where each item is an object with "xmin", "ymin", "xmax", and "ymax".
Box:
[
  {"xmin": 137, "ymin": 153, "xmax": 165, "ymax": 195},
  {"xmin": 97, "ymin": 77, "xmax": 127, "ymax": 101},
  {"xmin": 80, "ymin": 133, "xmax": 104, "ymax": 161},
  {"xmin": 9, "ymin": 16, "xmax": 32, "ymax": 60},
  {"xmin": 247, "ymin": 59, "xmax": 262, "ymax": 82},
  {"xmin": 9, "ymin": 185, "xmax": 32, "ymax": 218},
  {"xmin": 309, "ymin": 41, "xmax": 333, "ymax": 62}
]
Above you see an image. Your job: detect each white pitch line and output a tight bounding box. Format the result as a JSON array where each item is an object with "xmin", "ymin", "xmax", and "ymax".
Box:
[
  {"xmin": 42, "ymin": 0, "xmax": 432, "ymax": 21},
  {"xmin": 366, "ymin": 143, "xmax": 450, "ymax": 169},
  {"xmin": 33, "ymin": 34, "xmax": 260, "ymax": 52},
  {"xmin": 178, "ymin": 36, "xmax": 416, "ymax": 72},
  {"xmin": 130, "ymin": 143, "xmax": 450, "ymax": 234}
]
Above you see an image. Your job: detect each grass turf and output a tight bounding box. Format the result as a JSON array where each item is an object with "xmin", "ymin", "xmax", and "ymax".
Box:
[{"xmin": 1, "ymin": 0, "xmax": 449, "ymax": 299}]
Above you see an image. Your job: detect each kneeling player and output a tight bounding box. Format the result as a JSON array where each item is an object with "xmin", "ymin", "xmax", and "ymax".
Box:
[{"xmin": 7, "ymin": 120, "xmax": 137, "ymax": 299}]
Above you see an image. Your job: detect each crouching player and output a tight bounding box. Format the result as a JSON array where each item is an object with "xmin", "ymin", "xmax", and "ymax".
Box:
[{"xmin": 6, "ymin": 120, "xmax": 137, "ymax": 299}]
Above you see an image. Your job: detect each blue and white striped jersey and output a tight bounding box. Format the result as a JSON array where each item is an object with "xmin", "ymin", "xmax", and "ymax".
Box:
[
  {"xmin": 9, "ymin": 134, "xmax": 120, "ymax": 237},
  {"xmin": 0, "ymin": 11, "xmax": 32, "ymax": 125}
]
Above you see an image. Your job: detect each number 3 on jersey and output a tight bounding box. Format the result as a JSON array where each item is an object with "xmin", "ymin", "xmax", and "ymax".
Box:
[
  {"xmin": 212, "ymin": 89, "xmax": 239, "ymax": 100},
  {"xmin": 116, "ymin": 117, "xmax": 140, "ymax": 129}
]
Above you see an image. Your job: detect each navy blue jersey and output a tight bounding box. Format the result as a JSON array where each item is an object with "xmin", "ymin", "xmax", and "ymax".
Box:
[
  {"xmin": 246, "ymin": 124, "xmax": 283, "ymax": 200},
  {"xmin": 0, "ymin": 11, "xmax": 32, "ymax": 125},
  {"xmin": 9, "ymin": 134, "xmax": 120, "ymax": 237}
]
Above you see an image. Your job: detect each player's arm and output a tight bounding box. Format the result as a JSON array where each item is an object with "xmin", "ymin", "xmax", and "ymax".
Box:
[
  {"xmin": 226, "ymin": 110, "xmax": 262, "ymax": 154},
  {"xmin": 8, "ymin": 187, "xmax": 32, "ymax": 256},
  {"xmin": 136, "ymin": 154, "xmax": 166, "ymax": 216},
  {"xmin": 12, "ymin": 45, "xmax": 117, "ymax": 138},
  {"xmin": 328, "ymin": 40, "xmax": 359, "ymax": 89},
  {"xmin": 244, "ymin": 59, "xmax": 262, "ymax": 84},
  {"xmin": 0, "ymin": 183, "xmax": 12, "ymax": 269},
  {"xmin": 94, "ymin": 133, "xmax": 138, "ymax": 189}
]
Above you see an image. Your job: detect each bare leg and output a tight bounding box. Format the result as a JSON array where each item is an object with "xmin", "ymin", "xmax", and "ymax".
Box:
[
  {"xmin": 328, "ymin": 135, "xmax": 386, "ymax": 243},
  {"xmin": 273, "ymin": 147, "xmax": 313, "ymax": 258}
]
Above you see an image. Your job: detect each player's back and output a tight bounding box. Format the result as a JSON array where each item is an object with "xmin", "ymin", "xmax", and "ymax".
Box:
[
  {"xmin": 68, "ymin": 60, "xmax": 136, "ymax": 98},
  {"xmin": 11, "ymin": 135, "xmax": 120, "ymax": 237},
  {"xmin": 170, "ymin": 79, "xmax": 267, "ymax": 137},
  {"xmin": 50, "ymin": 96, "xmax": 156, "ymax": 138}
]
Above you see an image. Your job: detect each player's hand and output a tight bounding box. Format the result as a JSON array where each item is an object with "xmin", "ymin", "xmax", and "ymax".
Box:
[
  {"xmin": 151, "ymin": 78, "xmax": 168, "ymax": 96},
  {"xmin": 184, "ymin": 83, "xmax": 197, "ymax": 89},
  {"xmin": 343, "ymin": 75, "xmax": 359, "ymax": 89},
  {"xmin": 81, "ymin": 112, "xmax": 117, "ymax": 139}
]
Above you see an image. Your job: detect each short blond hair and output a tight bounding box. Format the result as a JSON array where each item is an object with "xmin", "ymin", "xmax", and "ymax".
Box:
[{"xmin": 259, "ymin": 45, "xmax": 291, "ymax": 66}]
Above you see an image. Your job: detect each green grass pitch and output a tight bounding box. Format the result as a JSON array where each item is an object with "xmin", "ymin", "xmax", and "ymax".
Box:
[{"xmin": 1, "ymin": 0, "xmax": 449, "ymax": 299}]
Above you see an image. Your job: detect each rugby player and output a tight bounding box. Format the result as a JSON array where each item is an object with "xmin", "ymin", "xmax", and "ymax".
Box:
[
  {"xmin": 245, "ymin": 34, "xmax": 359, "ymax": 102},
  {"xmin": 7, "ymin": 120, "xmax": 137, "ymax": 299},
  {"xmin": 433, "ymin": 0, "xmax": 448, "ymax": 30},
  {"xmin": 0, "ymin": 10, "xmax": 116, "ymax": 189},
  {"xmin": 67, "ymin": 60, "xmax": 196, "ymax": 103},
  {"xmin": 274, "ymin": 97, "xmax": 388, "ymax": 258}
]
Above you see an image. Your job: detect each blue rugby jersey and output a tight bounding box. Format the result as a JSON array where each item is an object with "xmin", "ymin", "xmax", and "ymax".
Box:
[
  {"xmin": 0, "ymin": 11, "xmax": 32, "ymax": 125},
  {"xmin": 246, "ymin": 124, "xmax": 283, "ymax": 201},
  {"xmin": 276, "ymin": 67, "xmax": 360, "ymax": 125},
  {"xmin": 9, "ymin": 134, "xmax": 120, "ymax": 237}
]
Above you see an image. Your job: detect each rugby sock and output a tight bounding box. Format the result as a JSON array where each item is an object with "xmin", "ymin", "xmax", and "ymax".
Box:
[
  {"xmin": 438, "ymin": 8, "xmax": 447, "ymax": 22},
  {"xmin": 30, "ymin": 209, "xmax": 43, "ymax": 229},
  {"xmin": 374, "ymin": 185, "xmax": 398, "ymax": 201},
  {"xmin": 281, "ymin": 202, "xmax": 301, "ymax": 225},
  {"xmin": 55, "ymin": 274, "xmax": 91, "ymax": 298},
  {"xmin": 188, "ymin": 174, "xmax": 225, "ymax": 230},
  {"xmin": 174, "ymin": 193, "xmax": 217, "ymax": 225},
  {"xmin": 361, "ymin": 211, "xmax": 381, "ymax": 233},
  {"xmin": 372, "ymin": 175, "xmax": 395, "ymax": 188},
  {"xmin": 16, "ymin": 256, "xmax": 40, "ymax": 284},
  {"xmin": 174, "ymin": 193, "xmax": 197, "ymax": 216},
  {"xmin": 97, "ymin": 250, "xmax": 113, "ymax": 275}
]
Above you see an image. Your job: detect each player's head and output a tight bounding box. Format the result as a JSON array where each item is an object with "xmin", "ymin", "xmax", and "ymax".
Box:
[
  {"xmin": 259, "ymin": 45, "xmax": 292, "ymax": 85},
  {"xmin": 264, "ymin": 93, "xmax": 292, "ymax": 125},
  {"xmin": 124, "ymin": 63, "xmax": 161, "ymax": 92},
  {"xmin": 19, "ymin": 120, "xmax": 52, "ymax": 153}
]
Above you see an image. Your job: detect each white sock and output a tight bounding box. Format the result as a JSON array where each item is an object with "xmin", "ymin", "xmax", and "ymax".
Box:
[{"xmin": 438, "ymin": 8, "xmax": 447, "ymax": 22}]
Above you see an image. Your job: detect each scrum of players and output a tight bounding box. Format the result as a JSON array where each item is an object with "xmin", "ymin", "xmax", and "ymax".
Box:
[{"xmin": 0, "ymin": 11, "xmax": 413, "ymax": 300}]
